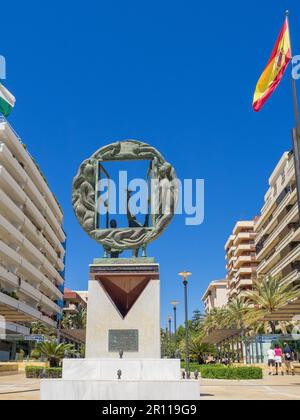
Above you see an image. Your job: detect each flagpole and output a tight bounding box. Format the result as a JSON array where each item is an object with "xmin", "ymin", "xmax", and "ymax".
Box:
[{"xmin": 286, "ymin": 10, "xmax": 300, "ymax": 214}]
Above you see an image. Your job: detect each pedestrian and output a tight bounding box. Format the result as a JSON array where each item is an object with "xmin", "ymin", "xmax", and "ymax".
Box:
[
  {"xmin": 274, "ymin": 344, "xmax": 284, "ymax": 376},
  {"xmin": 283, "ymin": 342, "xmax": 295, "ymax": 376},
  {"xmin": 267, "ymin": 347, "xmax": 275, "ymax": 376}
]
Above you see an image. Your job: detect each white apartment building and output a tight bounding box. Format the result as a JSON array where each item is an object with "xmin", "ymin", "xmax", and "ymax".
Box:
[
  {"xmin": 0, "ymin": 119, "xmax": 66, "ymax": 360},
  {"xmin": 255, "ymin": 151, "xmax": 300, "ymax": 285},
  {"xmin": 202, "ymin": 280, "xmax": 228, "ymax": 313},
  {"xmin": 225, "ymin": 221, "xmax": 257, "ymax": 299}
]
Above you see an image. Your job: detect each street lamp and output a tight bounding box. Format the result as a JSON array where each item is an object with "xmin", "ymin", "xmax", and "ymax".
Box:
[
  {"xmin": 167, "ymin": 315, "xmax": 172, "ymax": 358},
  {"xmin": 171, "ymin": 300, "xmax": 179, "ymax": 357},
  {"xmin": 178, "ymin": 271, "xmax": 192, "ymax": 376}
]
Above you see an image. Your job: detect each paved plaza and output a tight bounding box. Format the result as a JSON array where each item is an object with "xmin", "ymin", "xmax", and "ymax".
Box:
[
  {"xmin": 201, "ymin": 375, "xmax": 300, "ymax": 400},
  {"xmin": 0, "ymin": 373, "xmax": 300, "ymax": 401}
]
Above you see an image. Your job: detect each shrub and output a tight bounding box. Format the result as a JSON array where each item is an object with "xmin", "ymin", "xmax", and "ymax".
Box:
[
  {"xmin": 30, "ymin": 349, "xmax": 41, "ymax": 360},
  {"xmin": 182, "ymin": 362, "xmax": 225, "ymax": 372},
  {"xmin": 200, "ymin": 366, "xmax": 263, "ymax": 380},
  {"xmin": 25, "ymin": 366, "xmax": 62, "ymax": 379}
]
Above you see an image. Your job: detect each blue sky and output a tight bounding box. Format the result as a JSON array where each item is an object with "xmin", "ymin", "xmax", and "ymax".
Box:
[{"xmin": 2, "ymin": 0, "xmax": 300, "ymax": 327}]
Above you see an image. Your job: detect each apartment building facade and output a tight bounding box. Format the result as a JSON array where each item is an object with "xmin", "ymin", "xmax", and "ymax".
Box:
[
  {"xmin": 76, "ymin": 291, "xmax": 88, "ymax": 304},
  {"xmin": 202, "ymin": 280, "xmax": 228, "ymax": 313},
  {"xmin": 0, "ymin": 119, "xmax": 66, "ymax": 360},
  {"xmin": 63, "ymin": 288, "xmax": 87, "ymax": 315},
  {"xmin": 255, "ymin": 151, "xmax": 300, "ymax": 285},
  {"xmin": 225, "ymin": 221, "xmax": 257, "ymax": 299}
]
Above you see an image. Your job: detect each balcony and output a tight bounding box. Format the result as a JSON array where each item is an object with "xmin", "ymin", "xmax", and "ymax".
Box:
[
  {"xmin": 64, "ymin": 303, "xmax": 80, "ymax": 314},
  {"xmin": 235, "ymin": 267, "xmax": 257, "ymax": 278},
  {"xmin": 0, "ymin": 143, "xmax": 65, "ymax": 242},
  {"xmin": 0, "ymin": 240, "xmax": 62, "ymax": 301},
  {"xmin": 234, "ymin": 244, "xmax": 256, "ymax": 257},
  {"xmin": 270, "ymin": 243, "xmax": 300, "ymax": 278},
  {"xmin": 256, "ymin": 202, "xmax": 299, "ymax": 260},
  {"xmin": 0, "ymin": 165, "xmax": 65, "ymax": 256},
  {"xmin": 233, "ymin": 255, "xmax": 256, "ymax": 269},
  {"xmin": 255, "ymin": 189, "xmax": 297, "ymax": 247},
  {"xmin": 255, "ymin": 167, "xmax": 296, "ymax": 234},
  {"xmin": 0, "ymin": 265, "xmax": 62, "ymax": 317},
  {"xmin": 235, "ymin": 278, "xmax": 253, "ymax": 291},
  {"xmin": 0, "ymin": 188, "xmax": 64, "ymax": 271},
  {"xmin": 0, "ymin": 122, "xmax": 63, "ymax": 223},
  {"xmin": 0, "ymin": 214, "xmax": 64, "ymax": 286},
  {"xmin": 257, "ymin": 228, "xmax": 300, "ymax": 275},
  {"xmin": 281, "ymin": 269, "xmax": 300, "ymax": 284},
  {"xmin": 233, "ymin": 232, "xmax": 256, "ymax": 247},
  {"xmin": 0, "ymin": 290, "xmax": 57, "ymax": 328}
]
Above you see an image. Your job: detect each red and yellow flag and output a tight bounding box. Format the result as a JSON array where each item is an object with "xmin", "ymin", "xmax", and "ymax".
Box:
[{"xmin": 253, "ymin": 18, "xmax": 292, "ymax": 112}]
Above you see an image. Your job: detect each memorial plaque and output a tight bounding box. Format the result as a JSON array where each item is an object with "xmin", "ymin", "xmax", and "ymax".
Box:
[{"xmin": 109, "ymin": 329, "xmax": 139, "ymax": 352}]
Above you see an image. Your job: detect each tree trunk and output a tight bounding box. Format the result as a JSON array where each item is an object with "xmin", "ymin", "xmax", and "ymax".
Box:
[
  {"xmin": 49, "ymin": 357, "xmax": 58, "ymax": 368},
  {"xmin": 269, "ymin": 321, "xmax": 276, "ymax": 334}
]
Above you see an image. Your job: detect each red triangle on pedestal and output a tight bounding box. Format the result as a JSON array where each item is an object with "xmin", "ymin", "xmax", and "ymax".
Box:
[{"xmin": 98, "ymin": 276, "xmax": 151, "ymax": 318}]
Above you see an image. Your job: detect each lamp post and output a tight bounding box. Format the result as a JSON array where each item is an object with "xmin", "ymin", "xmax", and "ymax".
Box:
[
  {"xmin": 168, "ymin": 315, "xmax": 172, "ymax": 358},
  {"xmin": 165, "ymin": 324, "xmax": 169, "ymax": 358},
  {"xmin": 179, "ymin": 271, "xmax": 192, "ymax": 376},
  {"xmin": 171, "ymin": 300, "xmax": 179, "ymax": 357}
]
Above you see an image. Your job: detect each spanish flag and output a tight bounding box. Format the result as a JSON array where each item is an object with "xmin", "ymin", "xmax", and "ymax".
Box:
[{"xmin": 253, "ymin": 18, "xmax": 292, "ymax": 112}]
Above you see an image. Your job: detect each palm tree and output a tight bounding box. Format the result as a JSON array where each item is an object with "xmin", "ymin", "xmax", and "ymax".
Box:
[
  {"xmin": 61, "ymin": 308, "xmax": 87, "ymax": 330},
  {"xmin": 72, "ymin": 308, "xmax": 87, "ymax": 329},
  {"xmin": 30, "ymin": 322, "xmax": 56, "ymax": 339},
  {"xmin": 61, "ymin": 313, "xmax": 74, "ymax": 329},
  {"xmin": 243, "ymin": 276, "xmax": 300, "ymax": 334},
  {"xmin": 187, "ymin": 335, "xmax": 216, "ymax": 364},
  {"xmin": 225, "ymin": 297, "xmax": 250, "ymax": 330},
  {"xmin": 36, "ymin": 342, "xmax": 75, "ymax": 367},
  {"xmin": 203, "ymin": 307, "xmax": 228, "ymax": 334}
]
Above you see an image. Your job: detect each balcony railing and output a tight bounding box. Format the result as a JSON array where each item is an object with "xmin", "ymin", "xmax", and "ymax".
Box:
[{"xmin": 256, "ymin": 203, "xmax": 298, "ymax": 259}]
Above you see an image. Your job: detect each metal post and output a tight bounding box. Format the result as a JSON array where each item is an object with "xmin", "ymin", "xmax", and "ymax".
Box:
[
  {"xmin": 184, "ymin": 280, "xmax": 190, "ymax": 374},
  {"xmin": 179, "ymin": 271, "xmax": 192, "ymax": 376},
  {"xmin": 173, "ymin": 305, "xmax": 177, "ymax": 356},
  {"xmin": 165, "ymin": 326, "xmax": 168, "ymax": 357},
  {"xmin": 171, "ymin": 301, "xmax": 179, "ymax": 357},
  {"xmin": 168, "ymin": 316, "xmax": 172, "ymax": 358},
  {"xmin": 286, "ymin": 11, "xmax": 300, "ymax": 212}
]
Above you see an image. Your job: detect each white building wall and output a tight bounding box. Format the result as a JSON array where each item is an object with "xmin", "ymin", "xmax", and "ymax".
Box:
[{"xmin": 0, "ymin": 120, "xmax": 65, "ymax": 332}]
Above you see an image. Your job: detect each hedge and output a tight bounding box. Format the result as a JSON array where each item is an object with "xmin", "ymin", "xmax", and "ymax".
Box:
[
  {"xmin": 25, "ymin": 366, "xmax": 62, "ymax": 379},
  {"xmin": 182, "ymin": 362, "xmax": 227, "ymax": 372},
  {"xmin": 200, "ymin": 366, "xmax": 263, "ymax": 380}
]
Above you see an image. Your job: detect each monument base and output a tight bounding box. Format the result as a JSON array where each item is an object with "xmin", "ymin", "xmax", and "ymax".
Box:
[
  {"xmin": 41, "ymin": 359, "xmax": 200, "ymax": 401},
  {"xmin": 86, "ymin": 258, "xmax": 161, "ymax": 359}
]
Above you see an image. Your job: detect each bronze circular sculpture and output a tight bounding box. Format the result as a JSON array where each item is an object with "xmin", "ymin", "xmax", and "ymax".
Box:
[{"xmin": 72, "ymin": 140, "xmax": 178, "ymax": 255}]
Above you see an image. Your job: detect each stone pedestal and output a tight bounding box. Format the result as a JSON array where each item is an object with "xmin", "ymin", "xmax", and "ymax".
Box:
[
  {"xmin": 86, "ymin": 258, "xmax": 161, "ymax": 359},
  {"xmin": 41, "ymin": 359, "xmax": 200, "ymax": 400},
  {"xmin": 41, "ymin": 258, "xmax": 200, "ymax": 400}
]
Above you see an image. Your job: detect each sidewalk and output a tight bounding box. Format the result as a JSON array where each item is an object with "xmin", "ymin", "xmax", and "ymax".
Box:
[
  {"xmin": 0, "ymin": 373, "xmax": 40, "ymax": 400},
  {"xmin": 201, "ymin": 374, "xmax": 300, "ymax": 400},
  {"xmin": 0, "ymin": 372, "xmax": 299, "ymax": 400}
]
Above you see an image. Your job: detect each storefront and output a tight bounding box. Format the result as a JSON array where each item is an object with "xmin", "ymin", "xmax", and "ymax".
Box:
[{"xmin": 244, "ymin": 334, "xmax": 300, "ymax": 364}]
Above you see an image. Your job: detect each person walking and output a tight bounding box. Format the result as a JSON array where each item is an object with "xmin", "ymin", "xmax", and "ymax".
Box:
[
  {"xmin": 274, "ymin": 344, "xmax": 284, "ymax": 376},
  {"xmin": 267, "ymin": 347, "xmax": 275, "ymax": 376},
  {"xmin": 283, "ymin": 342, "xmax": 295, "ymax": 376}
]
